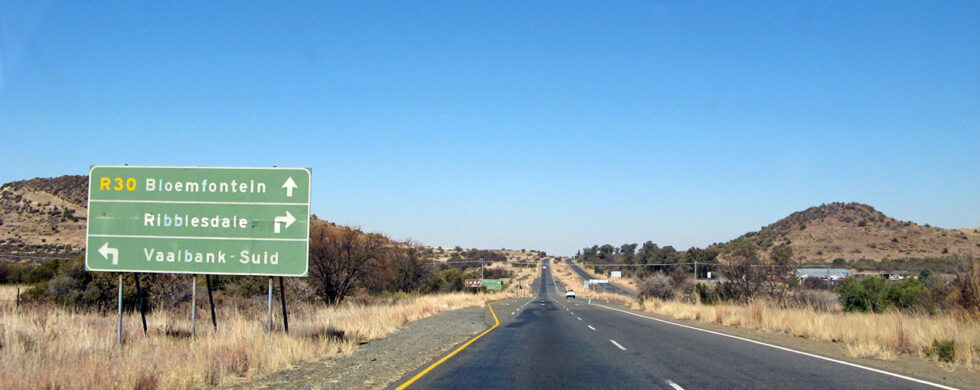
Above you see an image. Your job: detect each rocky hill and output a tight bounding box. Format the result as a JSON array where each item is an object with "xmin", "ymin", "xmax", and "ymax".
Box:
[
  {"xmin": 717, "ymin": 202, "xmax": 980, "ymax": 263},
  {"xmin": 0, "ymin": 175, "xmax": 88, "ymax": 261}
]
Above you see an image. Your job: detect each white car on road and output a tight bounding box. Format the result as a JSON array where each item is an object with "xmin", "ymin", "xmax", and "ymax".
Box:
[{"xmin": 565, "ymin": 289, "xmax": 576, "ymax": 299}]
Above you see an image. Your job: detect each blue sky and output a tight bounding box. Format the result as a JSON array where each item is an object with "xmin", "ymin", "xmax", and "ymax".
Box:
[{"xmin": 1, "ymin": 1, "xmax": 977, "ymax": 255}]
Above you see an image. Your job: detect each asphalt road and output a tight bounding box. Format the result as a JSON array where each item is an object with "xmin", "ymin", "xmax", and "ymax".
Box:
[
  {"xmin": 564, "ymin": 259, "xmax": 636, "ymax": 297},
  {"xmin": 393, "ymin": 265, "xmax": 953, "ymax": 390}
]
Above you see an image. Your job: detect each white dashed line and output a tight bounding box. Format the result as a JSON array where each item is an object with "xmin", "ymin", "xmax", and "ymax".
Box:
[
  {"xmin": 609, "ymin": 339, "xmax": 627, "ymax": 351},
  {"xmin": 577, "ymin": 317, "xmax": 582, "ymax": 321},
  {"xmin": 665, "ymin": 379, "xmax": 684, "ymax": 390},
  {"xmin": 587, "ymin": 325, "xmax": 596, "ymax": 331}
]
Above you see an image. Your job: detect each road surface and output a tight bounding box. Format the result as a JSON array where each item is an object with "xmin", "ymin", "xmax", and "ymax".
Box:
[
  {"xmin": 565, "ymin": 258, "xmax": 636, "ymax": 297},
  {"xmin": 393, "ymin": 265, "xmax": 952, "ymax": 389}
]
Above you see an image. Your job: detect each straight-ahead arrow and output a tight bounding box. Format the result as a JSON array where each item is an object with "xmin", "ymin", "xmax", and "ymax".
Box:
[
  {"xmin": 282, "ymin": 177, "xmax": 298, "ymax": 197},
  {"xmin": 274, "ymin": 211, "xmax": 296, "ymax": 233},
  {"xmin": 99, "ymin": 242, "xmax": 119, "ymax": 265}
]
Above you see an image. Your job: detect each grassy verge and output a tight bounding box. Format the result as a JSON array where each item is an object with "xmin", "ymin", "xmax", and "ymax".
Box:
[
  {"xmin": 631, "ymin": 298, "xmax": 979, "ymax": 368},
  {"xmin": 0, "ymin": 291, "xmax": 511, "ymax": 389}
]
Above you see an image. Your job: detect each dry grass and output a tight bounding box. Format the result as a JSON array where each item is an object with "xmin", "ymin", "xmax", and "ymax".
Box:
[
  {"xmin": 503, "ymin": 263, "xmax": 538, "ymax": 296},
  {"xmin": 0, "ymin": 284, "xmax": 23, "ymax": 300},
  {"xmin": 572, "ymin": 261, "xmax": 640, "ymax": 293},
  {"xmin": 550, "ymin": 262, "xmax": 630, "ymax": 304},
  {"xmin": 631, "ymin": 298, "xmax": 980, "ymax": 368},
  {"xmin": 0, "ymin": 291, "xmax": 509, "ymax": 389}
]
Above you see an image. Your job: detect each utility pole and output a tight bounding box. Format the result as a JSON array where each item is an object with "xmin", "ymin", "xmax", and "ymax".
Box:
[{"xmin": 481, "ymin": 258, "xmax": 485, "ymax": 279}]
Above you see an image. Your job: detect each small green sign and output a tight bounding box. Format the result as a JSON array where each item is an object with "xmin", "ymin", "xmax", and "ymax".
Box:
[
  {"xmin": 85, "ymin": 166, "xmax": 311, "ymax": 277},
  {"xmin": 481, "ymin": 279, "xmax": 502, "ymax": 291}
]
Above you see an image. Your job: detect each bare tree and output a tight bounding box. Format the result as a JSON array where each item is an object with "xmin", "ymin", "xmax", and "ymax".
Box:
[
  {"xmin": 720, "ymin": 244, "xmax": 766, "ymax": 302},
  {"xmin": 387, "ymin": 240, "xmax": 433, "ymax": 293},
  {"xmin": 308, "ymin": 223, "xmax": 388, "ymax": 305},
  {"xmin": 764, "ymin": 244, "xmax": 796, "ymax": 305}
]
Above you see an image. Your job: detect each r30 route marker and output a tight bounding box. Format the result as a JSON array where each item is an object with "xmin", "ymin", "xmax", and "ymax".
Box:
[{"xmin": 85, "ymin": 166, "xmax": 311, "ymax": 277}]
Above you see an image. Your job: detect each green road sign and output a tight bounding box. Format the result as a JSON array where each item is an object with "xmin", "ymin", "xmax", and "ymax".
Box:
[
  {"xmin": 481, "ymin": 279, "xmax": 502, "ymax": 291},
  {"xmin": 85, "ymin": 166, "xmax": 311, "ymax": 277}
]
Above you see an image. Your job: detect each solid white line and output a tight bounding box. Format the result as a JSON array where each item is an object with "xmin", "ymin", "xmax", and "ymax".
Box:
[
  {"xmin": 593, "ymin": 304, "xmax": 958, "ymax": 390},
  {"xmin": 588, "ymin": 325, "xmax": 596, "ymax": 331},
  {"xmin": 609, "ymin": 339, "xmax": 627, "ymax": 351},
  {"xmin": 665, "ymin": 379, "xmax": 685, "ymax": 390}
]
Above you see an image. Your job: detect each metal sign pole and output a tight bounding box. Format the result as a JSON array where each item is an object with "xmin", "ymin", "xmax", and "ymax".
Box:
[
  {"xmin": 267, "ymin": 277, "xmax": 273, "ymax": 333},
  {"xmin": 191, "ymin": 275, "xmax": 197, "ymax": 340},
  {"xmin": 134, "ymin": 274, "xmax": 147, "ymax": 334},
  {"xmin": 117, "ymin": 274, "xmax": 123, "ymax": 345},
  {"xmin": 206, "ymin": 275, "xmax": 217, "ymax": 332},
  {"xmin": 278, "ymin": 277, "xmax": 289, "ymax": 333}
]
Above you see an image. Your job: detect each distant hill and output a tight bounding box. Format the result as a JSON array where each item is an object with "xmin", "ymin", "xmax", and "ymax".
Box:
[
  {"xmin": 0, "ymin": 175, "xmax": 88, "ymax": 260},
  {"xmin": 715, "ymin": 202, "xmax": 980, "ymax": 263},
  {"xmin": 0, "ymin": 175, "xmax": 552, "ymax": 264}
]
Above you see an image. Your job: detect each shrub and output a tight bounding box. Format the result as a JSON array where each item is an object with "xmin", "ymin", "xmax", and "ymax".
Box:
[
  {"xmin": 639, "ymin": 273, "xmax": 674, "ymax": 300},
  {"xmin": 923, "ymin": 339, "xmax": 956, "ymax": 363},
  {"xmin": 954, "ymin": 258, "xmax": 980, "ymax": 314},
  {"xmin": 0, "ymin": 262, "xmax": 9, "ymax": 283},
  {"xmin": 668, "ymin": 271, "xmax": 689, "ymax": 290},
  {"xmin": 837, "ymin": 277, "xmax": 889, "ymax": 312},
  {"xmin": 886, "ymin": 278, "xmax": 924, "ymax": 310},
  {"xmin": 693, "ymin": 283, "xmax": 719, "ymax": 304},
  {"xmin": 837, "ymin": 277, "xmax": 924, "ymax": 313}
]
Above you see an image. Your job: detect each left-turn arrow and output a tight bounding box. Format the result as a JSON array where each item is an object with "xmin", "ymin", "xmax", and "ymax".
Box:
[{"xmin": 99, "ymin": 242, "xmax": 119, "ymax": 265}]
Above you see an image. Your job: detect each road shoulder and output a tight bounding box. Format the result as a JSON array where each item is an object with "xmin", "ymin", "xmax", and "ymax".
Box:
[
  {"xmin": 592, "ymin": 299, "xmax": 979, "ymax": 390},
  {"xmin": 226, "ymin": 303, "xmax": 493, "ymax": 390}
]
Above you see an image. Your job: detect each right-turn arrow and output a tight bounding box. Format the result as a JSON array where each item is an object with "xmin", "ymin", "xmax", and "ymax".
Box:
[{"xmin": 274, "ymin": 211, "xmax": 296, "ymax": 233}]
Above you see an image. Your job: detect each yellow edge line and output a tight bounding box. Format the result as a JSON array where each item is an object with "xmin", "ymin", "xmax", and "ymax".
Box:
[{"xmin": 395, "ymin": 302, "xmax": 501, "ymax": 390}]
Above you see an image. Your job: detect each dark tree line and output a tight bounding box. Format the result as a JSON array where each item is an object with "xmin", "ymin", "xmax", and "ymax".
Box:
[{"xmin": 576, "ymin": 241, "xmax": 720, "ymax": 278}]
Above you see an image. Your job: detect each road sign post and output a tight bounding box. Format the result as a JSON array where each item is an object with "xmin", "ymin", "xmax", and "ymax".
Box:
[{"xmin": 86, "ymin": 166, "xmax": 311, "ymax": 276}]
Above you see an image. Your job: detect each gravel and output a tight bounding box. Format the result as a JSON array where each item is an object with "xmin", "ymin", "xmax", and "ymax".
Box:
[{"xmin": 227, "ymin": 305, "xmax": 490, "ymax": 390}]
